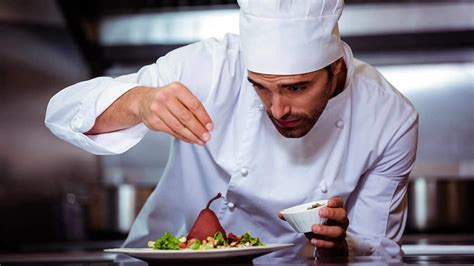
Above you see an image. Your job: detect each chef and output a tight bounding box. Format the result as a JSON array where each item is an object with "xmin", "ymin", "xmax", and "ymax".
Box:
[{"xmin": 45, "ymin": 0, "xmax": 418, "ymax": 260}]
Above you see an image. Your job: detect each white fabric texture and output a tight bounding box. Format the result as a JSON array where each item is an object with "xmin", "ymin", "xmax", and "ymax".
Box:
[
  {"xmin": 45, "ymin": 33, "xmax": 418, "ymax": 260},
  {"xmin": 238, "ymin": 0, "xmax": 344, "ymax": 74}
]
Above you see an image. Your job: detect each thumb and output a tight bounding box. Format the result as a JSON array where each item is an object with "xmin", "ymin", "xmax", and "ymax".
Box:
[{"xmin": 278, "ymin": 211, "xmax": 286, "ymax": 221}]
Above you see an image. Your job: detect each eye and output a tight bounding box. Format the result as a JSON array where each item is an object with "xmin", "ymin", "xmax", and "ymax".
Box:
[{"xmin": 287, "ymin": 85, "xmax": 306, "ymax": 92}]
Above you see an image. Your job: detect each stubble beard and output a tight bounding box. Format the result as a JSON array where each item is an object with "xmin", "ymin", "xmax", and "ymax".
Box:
[
  {"xmin": 268, "ymin": 107, "xmax": 325, "ymax": 138},
  {"xmin": 269, "ymin": 79, "xmax": 333, "ymax": 138}
]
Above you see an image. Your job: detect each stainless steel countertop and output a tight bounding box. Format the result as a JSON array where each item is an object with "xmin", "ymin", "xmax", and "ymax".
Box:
[{"xmin": 2, "ymin": 234, "xmax": 474, "ymax": 265}]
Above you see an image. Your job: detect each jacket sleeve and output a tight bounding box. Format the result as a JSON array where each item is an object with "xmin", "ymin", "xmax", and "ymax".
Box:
[
  {"xmin": 45, "ymin": 40, "xmax": 215, "ymax": 155},
  {"xmin": 344, "ymin": 112, "xmax": 419, "ymax": 257}
]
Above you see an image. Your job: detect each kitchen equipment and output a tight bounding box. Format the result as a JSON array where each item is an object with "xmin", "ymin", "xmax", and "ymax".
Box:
[
  {"xmin": 87, "ymin": 184, "xmax": 153, "ymax": 238},
  {"xmin": 406, "ymin": 177, "xmax": 474, "ymax": 233}
]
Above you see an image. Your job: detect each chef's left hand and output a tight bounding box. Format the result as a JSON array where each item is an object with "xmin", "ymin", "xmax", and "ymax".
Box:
[
  {"xmin": 278, "ymin": 196, "xmax": 349, "ymax": 257},
  {"xmin": 306, "ymin": 196, "xmax": 349, "ymax": 257}
]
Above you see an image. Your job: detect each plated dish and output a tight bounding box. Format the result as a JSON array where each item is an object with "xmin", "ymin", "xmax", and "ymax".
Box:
[
  {"xmin": 146, "ymin": 193, "xmax": 266, "ymax": 251},
  {"xmin": 105, "ymin": 193, "xmax": 293, "ymax": 261},
  {"xmin": 104, "ymin": 244, "xmax": 294, "ymax": 260}
]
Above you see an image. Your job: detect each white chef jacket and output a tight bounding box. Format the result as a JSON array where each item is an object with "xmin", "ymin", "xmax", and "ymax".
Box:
[{"xmin": 45, "ymin": 33, "xmax": 418, "ymax": 259}]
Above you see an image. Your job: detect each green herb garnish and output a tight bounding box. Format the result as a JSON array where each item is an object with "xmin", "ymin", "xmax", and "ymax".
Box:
[
  {"xmin": 148, "ymin": 231, "xmax": 265, "ymax": 250},
  {"xmin": 214, "ymin": 231, "xmax": 228, "ymax": 246},
  {"xmin": 151, "ymin": 232, "xmax": 181, "ymax": 250},
  {"xmin": 189, "ymin": 240, "xmax": 201, "ymax": 250},
  {"xmin": 240, "ymin": 230, "xmax": 264, "ymax": 246},
  {"xmin": 307, "ymin": 203, "xmax": 324, "ymax": 210}
]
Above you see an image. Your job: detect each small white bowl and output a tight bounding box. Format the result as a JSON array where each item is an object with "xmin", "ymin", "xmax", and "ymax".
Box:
[{"xmin": 281, "ymin": 200, "xmax": 328, "ymax": 233}]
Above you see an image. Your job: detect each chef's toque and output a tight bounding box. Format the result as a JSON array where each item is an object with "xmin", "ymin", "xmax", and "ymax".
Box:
[{"xmin": 238, "ymin": 0, "xmax": 344, "ymax": 75}]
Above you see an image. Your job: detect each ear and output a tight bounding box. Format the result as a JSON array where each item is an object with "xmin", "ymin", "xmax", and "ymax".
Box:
[{"xmin": 331, "ymin": 57, "xmax": 344, "ymax": 76}]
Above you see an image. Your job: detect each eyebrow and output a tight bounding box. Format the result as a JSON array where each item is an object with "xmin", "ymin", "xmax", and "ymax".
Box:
[
  {"xmin": 247, "ymin": 77, "xmax": 312, "ymax": 89},
  {"xmin": 247, "ymin": 77, "xmax": 262, "ymax": 87}
]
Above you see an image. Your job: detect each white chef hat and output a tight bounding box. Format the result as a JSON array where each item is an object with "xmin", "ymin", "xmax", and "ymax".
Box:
[{"xmin": 238, "ymin": 0, "xmax": 344, "ymax": 75}]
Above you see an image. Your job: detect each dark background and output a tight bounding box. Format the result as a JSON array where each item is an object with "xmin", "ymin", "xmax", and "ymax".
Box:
[{"xmin": 0, "ymin": 0, "xmax": 473, "ymax": 253}]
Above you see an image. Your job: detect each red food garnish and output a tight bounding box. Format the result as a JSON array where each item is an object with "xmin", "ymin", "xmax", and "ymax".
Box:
[
  {"xmin": 179, "ymin": 242, "xmax": 187, "ymax": 249},
  {"xmin": 227, "ymin": 232, "xmax": 239, "ymax": 243}
]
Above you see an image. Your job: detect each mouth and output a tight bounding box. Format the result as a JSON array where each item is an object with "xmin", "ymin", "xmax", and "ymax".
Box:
[{"xmin": 274, "ymin": 118, "xmax": 302, "ymax": 128}]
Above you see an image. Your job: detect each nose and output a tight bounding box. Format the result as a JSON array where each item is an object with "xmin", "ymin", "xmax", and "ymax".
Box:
[{"xmin": 271, "ymin": 94, "xmax": 290, "ymax": 119}]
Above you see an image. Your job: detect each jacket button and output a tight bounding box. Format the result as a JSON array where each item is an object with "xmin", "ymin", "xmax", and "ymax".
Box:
[
  {"xmin": 335, "ymin": 119, "xmax": 344, "ymax": 129},
  {"xmin": 227, "ymin": 202, "xmax": 236, "ymax": 210},
  {"xmin": 319, "ymin": 184, "xmax": 328, "ymax": 193},
  {"xmin": 240, "ymin": 168, "xmax": 249, "ymax": 177}
]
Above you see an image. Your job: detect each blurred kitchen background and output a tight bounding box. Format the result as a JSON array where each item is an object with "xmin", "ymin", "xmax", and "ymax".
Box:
[{"xmin": 0, "ymin": 0, "xmax": 473, "ymax": 262}]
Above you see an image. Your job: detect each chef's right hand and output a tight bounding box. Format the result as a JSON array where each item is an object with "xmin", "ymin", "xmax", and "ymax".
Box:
[{"xmin": 137, "ymin": 82, "xmax": 213, "ymax": 145}]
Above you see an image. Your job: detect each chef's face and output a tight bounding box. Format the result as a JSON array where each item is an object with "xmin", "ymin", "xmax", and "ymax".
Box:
[{"xmin": 248, "ymin": 63, "xmax": 340, "ymax": 138}]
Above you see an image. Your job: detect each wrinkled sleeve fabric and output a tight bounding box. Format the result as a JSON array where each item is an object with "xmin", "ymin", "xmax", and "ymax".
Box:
[
  {"xmin": 45, "ymin": 41, "xmax": 214, "ymax": 155},
  {"xmin": 45, "ymin": 63, "xmax": 164, "ymax": 155},
  {"xmin": 345, "ymin": 112, "xmax": 419, "ymax": 257}
]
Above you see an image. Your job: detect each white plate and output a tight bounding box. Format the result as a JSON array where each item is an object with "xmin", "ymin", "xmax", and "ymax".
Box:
[{"xmin": 104, "ymin": 243, "xmax": 293, "ymax": 261}]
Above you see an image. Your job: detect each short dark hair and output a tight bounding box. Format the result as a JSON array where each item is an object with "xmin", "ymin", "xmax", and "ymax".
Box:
[{"xmin": 325, "ymin": 64, "xmax": 333, "ymax": 80}]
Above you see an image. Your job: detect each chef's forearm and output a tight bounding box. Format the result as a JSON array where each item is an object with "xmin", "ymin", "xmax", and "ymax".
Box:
[{"xmin": 85, "ymin": 86, "xmax": 150, "ymax": 135}]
